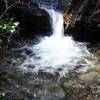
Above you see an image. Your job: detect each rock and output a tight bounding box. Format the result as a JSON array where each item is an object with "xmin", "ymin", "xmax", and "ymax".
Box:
[
  {"xmin": 89, "ymin": 10, "xmax": 100, "ymax": 23},
  {"xmin": 64, "ymin": 0, "xmax": 100, "ymax": 42},
  {"xmin": 8, "ymin": 3, "xmax": 51, "ymax": 37},
  {"xmin": 58, "ymin": 0, "xmax": 71, "ymax": 10},
  {"xmin": 38, "ymin": 71, "xmax": 55, "ymax": 80},
  {"xmin": 79, "ymin": 72, "xmax": 98, "ymax": 83}
]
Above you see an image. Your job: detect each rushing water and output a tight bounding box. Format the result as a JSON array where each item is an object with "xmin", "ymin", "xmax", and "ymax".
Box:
[{"xmin": 19, "ymin": 9, "xmax": 92, "ymax": 77}]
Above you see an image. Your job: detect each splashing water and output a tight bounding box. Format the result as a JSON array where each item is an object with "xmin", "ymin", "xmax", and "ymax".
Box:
[{"xmin": 19, "ymin": 9, "xmax": 92, "ymax": 76}]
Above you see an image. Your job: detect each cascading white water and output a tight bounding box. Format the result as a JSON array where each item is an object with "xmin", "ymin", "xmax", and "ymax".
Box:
[
  {"xmin": 19, "ymin": 9, "xmax": 92, "ymax": 76},
  {"xmin": 49, "ymin": 9, "xmax": 64, "ymax": 37}
]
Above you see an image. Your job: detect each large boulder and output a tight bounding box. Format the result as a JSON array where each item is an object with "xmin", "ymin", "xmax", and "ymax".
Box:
[
  {"xmin": 8, "ymin": 3, "xmax": 51, "ymax": 37},
  {"xmin": 64, "ymin": 0, "xmax": 100, "ymax": 42}
]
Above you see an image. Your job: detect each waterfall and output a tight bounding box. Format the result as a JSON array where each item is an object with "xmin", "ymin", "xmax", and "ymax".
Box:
[
  {"xmin": 19, "ymin": 9, "xmax": 92, "ymax": 77},
  {"xmin": 48, "ymin": 9, "xmax": 64, "ymax": 37}
]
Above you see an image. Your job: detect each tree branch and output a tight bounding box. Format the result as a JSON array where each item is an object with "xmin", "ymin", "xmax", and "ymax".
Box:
[{"xmin": 4, "ymin": 0, "xmax": 8, "ymax": 9}]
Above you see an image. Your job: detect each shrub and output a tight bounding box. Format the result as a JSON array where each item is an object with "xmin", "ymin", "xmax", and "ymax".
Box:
[
  {"xmin": 0, "ymin": 18, "xmax": 19, "ymax": 51},
  {"xmin": 0, "ymin": 18, "xmax": 19, "ymax": 33},
  {"xmin": 0, "ymin": 92, "xmax": 6, "ymax": 100}
]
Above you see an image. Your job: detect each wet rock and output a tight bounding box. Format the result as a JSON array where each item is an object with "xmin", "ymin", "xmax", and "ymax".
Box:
[
  {"xmin": 25, "ymin": 49, "xmax": 33, "ymax": 55},
  {"xmin": 38, "ymin": 71, "xmax": 55, "ymax": 80},
  {"xmin": 8, "ymin": 3, "xmax": 51, "ymax": 38},
  {"xmin": 79, "ymin": 72, "xmax": 98, "ymax": 83},
  {"xmin": 64, "ymin": 0, "xmax": 100, "ymax": 42},
  {"xmin": 27, "ymin": 65, "xmax": 35, "ymax": 69},
  {"xmin": 57, "ymin": 68, "xmax": 63, "ymax": 71},
  {"xmin": 31, "ymin": 83, "xmax": 65, "ymax": 100},
  {"xmin": 60, "ymin": 79, "xmax": 100, "ymax": 100},
  {"xmin": 58, "ymin": 0, "xmax": 71, "ymax": 10}
]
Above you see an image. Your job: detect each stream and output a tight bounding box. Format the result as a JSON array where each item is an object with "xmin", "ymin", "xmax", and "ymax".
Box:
[
  {"xmin": 0, "ymin": 8, "xmax": 100, "ymax": 100},
  {"xmin": 18, "ymin": 9, "xmax": 92, "ymax": 76}
]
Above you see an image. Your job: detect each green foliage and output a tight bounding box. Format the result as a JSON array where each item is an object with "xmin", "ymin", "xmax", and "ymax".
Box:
[
  {"xmin": 0, "ymin": 92, "xmax": 6, "ymax": 100},
  {"xmin": 0, "ymin": 18, "xmax": 19, "ymax": 51},
  {"xmin": 0, "ymin": 18, "xmax": 19, "ymax": 33}
]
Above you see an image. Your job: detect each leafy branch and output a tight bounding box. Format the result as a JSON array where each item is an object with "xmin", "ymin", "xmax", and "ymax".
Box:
[
  {"xmin": 0, "ymin": 0, "xmax": 21, "ymax": 51},
  {"xmin": 0, "ymin": 92, "xmax": 6, "ymax": 100}
]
